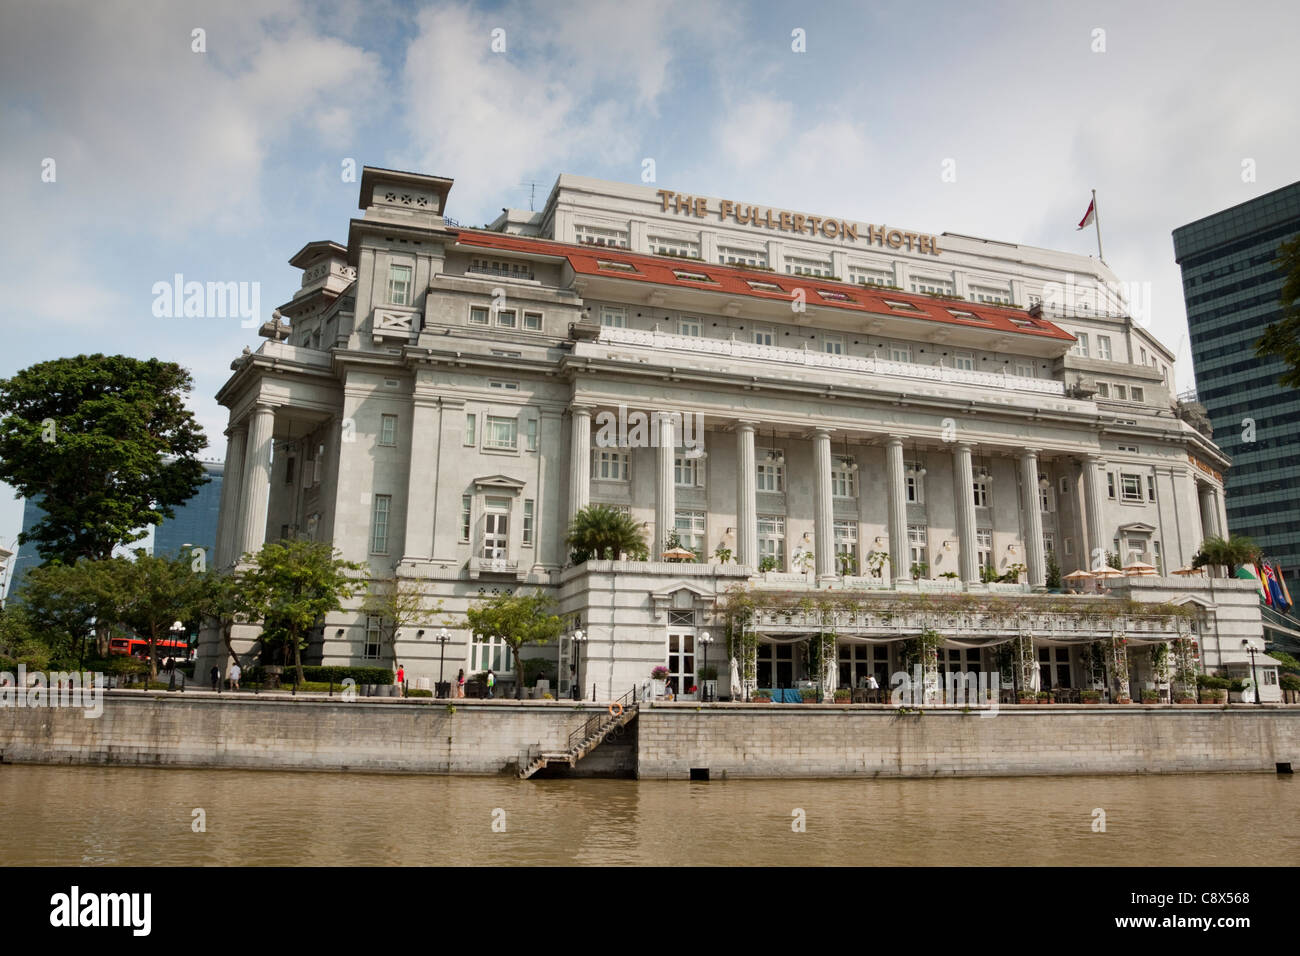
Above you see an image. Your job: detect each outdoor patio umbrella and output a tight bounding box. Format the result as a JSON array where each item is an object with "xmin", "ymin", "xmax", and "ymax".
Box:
[
  {"xmin": 1092, "ymin": 568, "xmax": 1125, "ymax": 579},
  {"xmin": 1123, "ymin": 562, "xmax": 1159, "ymax": 576},
  {"xmin": 1062, "ymin": 569, "xmax": 1096, "ymax": 580},
  {"xmin": 1172, "ymin": 566, "xmax": 1204, "ymax": 576},
  {"xmin": 661, "ymin": 546, "xmax": 697, "ymax": 561}
]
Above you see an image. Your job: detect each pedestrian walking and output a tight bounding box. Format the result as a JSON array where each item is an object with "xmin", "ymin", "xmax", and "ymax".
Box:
[
  {"xmin": 485, "ymin": 669, "xmax": 495, "ymax": 699},
  {"xmin": 396, "ymin": 664, "xmax": 405, "ymax": 696},
  {"xmin": 456, "ymin": 668, "xmax": 465, "ymax": 699},
  {"xmin": 229, "ymin": 661, "xmax": 241, "ymax": 691},
  {"xmin": 209, "ymin": 665, "xmax": 220, "ymax": 692}
]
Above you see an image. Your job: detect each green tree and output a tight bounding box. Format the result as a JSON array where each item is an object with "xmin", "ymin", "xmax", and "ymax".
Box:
[
  {"xmin": 106, "ymin": 550, "xmax": 206, "ymax": 679},
  {"xmin": 1191, "ymin": 535, "xmax": 1260, "ymax": 576},
  {"xmin": 1255, "ymin": 236, "xmax": 1300, "ymax": 389},
  {"xmin": 192, "ymin": 567, "xmax": 257, "ymax": 667},
  {"xmin": 0, "ymin": 355, "xmax": 207, "ymax": 564},
  {"xmin": 361, "ymin": 575, "xmax": 445, "ymax": 666},
  {"xmin": 18, "ymin": 559, "xmax": 118, "ymax": 665},
  {"xmin": 240, "ymin": 539, "xmax": 363, "ymax": 685},
  {"xmin": 566, "ymin": 504, "xmax": 649, "ymax": 563},
  {"xmin": 463, "ymin": 590, "xmax": 563, "ymax": 699}
]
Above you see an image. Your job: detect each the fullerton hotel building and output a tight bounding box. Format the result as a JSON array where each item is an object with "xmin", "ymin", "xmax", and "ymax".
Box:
[{"xmin": 199, "ymin": 166, "xmax": 1277, "ymax": 702}]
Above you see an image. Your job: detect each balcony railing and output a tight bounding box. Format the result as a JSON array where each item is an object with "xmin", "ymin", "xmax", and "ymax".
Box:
[{"xmin": 597, "ymin": 327, "xmax": 1065, "ymax": 395}]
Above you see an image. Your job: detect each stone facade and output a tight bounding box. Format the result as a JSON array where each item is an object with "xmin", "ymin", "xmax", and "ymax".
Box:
[{"xmin": 197, "ymin": 166, "xmax": 1272, "ymax": 702}]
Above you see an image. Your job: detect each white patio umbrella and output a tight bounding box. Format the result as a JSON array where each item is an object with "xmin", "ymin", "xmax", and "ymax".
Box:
[
  {"xmin": 1062, "ymin": 569, "xmax": 1096, "ymax": 580},
  {"xmin": 1123, "ymin": 562, "xmax": 1158, "ymax": 576}
]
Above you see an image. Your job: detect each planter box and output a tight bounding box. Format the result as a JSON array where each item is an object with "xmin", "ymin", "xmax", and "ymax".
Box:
[
  {"xmin": 1081, "ymin": 699, "xmax": 1101, "ymax": 704},
  {"xmin": 1176, "ymin": 698, "xmax": 1197, "ymax": 704},
  {"xmin": 1018, "ymin": 698, "xmax": 1037, "ymax": 704},
  {"xmin": 751, "ymin": 696, "xmax": 773, "ymax": 704},
  {"xmin": 1115, "ymin": 697, "xmax": 1132, "ymax": 704}
]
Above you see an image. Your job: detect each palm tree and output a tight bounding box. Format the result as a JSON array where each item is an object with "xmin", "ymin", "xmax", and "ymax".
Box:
[
  {"xmin": 566, "ymin": 505, "xmax": 649, "ymax": 563},
  {"xmin": 1192, "ymin": 535, "xmax": 1260, "ymax": 576}
]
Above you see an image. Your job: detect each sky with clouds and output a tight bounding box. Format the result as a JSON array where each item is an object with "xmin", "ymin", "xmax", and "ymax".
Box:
[{"xmin": 2, "ymin": 0, "xmax": 1298, "ymax": 565}]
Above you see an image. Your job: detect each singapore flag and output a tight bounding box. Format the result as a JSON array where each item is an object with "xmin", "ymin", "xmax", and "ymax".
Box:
[{"xmin": 1077, "ymin": 198, "xmax": 1096, "ymax": 230}]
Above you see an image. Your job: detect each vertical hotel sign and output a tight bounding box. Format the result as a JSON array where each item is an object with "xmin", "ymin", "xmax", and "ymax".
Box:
[{"xmin": 655, "ymin": 189, "xmax": 943, "ymax": 256}]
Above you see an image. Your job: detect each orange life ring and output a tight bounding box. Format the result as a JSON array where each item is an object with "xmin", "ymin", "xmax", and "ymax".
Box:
[{"xmin": 608, "ymin": 701, "xmax": 624, "ymax": 717}]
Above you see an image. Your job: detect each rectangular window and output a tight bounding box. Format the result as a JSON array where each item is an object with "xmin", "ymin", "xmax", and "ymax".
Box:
[
  {"xmin": 379, "ymin": 414, "xmax": 397, "ymax": 447},
  {"xmin": 1064, "ymin": 537, "xmax": 1073, "ymax": 556},
  {"xmin": 523, "ymin": 311, "xmax": 543, "ymax": 331},
  {"xmin": 482, "ymin": 497, "xmax": 509, "ymax": 559},
  {"xmin": 488, "ymin": 380, "xmax": 519, "ymax": 390},
  {"xmin": 1043, "ymin": 531, "xmax": 1055, "ymax": 556},
  {"xmin": 371, "ymin": 495, "xmax": 391, "ymax": 554},
  {"xmin": 785, "ymin": 255, "xmax": 833, "ymax": 277},
  {"xmin": 976, "ymin": 529, "xmax": 993, "ymax": 571},
  {"xmin": 1059, "ymin": 476, "xmax": 1070, "ymax": 496},
  {"xmin": 971, "ymin": 286, "xmax": 1011, "ymax": 304},
  {"xmin": 973, "ymin": 479, "xmax": 990, "ymax": 508},
  {"xmin": 910, "ymin": 277, "xmax": 954, "ymax": 296},
  {"xmin": 848, "ymin": 264, "xmax": 893, "ymax": 287},
  {"xmin": 469, "ymin": 305, "xmax": 490, "ymax": 326},
  {"xmin": 756, "ymin": 456, "xmax": 784, "ymax": 492},
  {"xmin": 834, "ymin": 518, "xmax": 858, "ymax": 574},
  {"xmin": 1113, "ymin": 384, "xmax": 1128, "ymax": 401},
  {"xmin": 523, "ymin": 499, "xmax": 534, "ymax": 546},
  {"xmin": 594, "ymin": 450, "xmax": 629, "ymax": 481},
  {"xmin": 470, "ymin": 634, "xmax": 515, "ymax": 674},
  {"xmin": 953, "ymin": 351, "xmax": 974, "ymax": 371},
  {"xmin": 285, "ymin": 457, "xmax": 295, "ymax": 485},
  {"xmin": 465, "ymin": 413, "xmax": 477, "ymax": 446},
  {"xmin": 388, "ymin": 264, "xmax": 412, "ymax": 306},
  {"xmin": 908, "ymin": 525, "xmax": 928, "ymax": 569},
  {"xmin": 483, "ymin": 416, "xmax": 518, "ymax": 450},
  {"xmin": 752, "ymin": 327, "xmax": 774, "ymax": 346},
  {"xmin": 674, "ymin": 455, "xmax": 699, "ymax": 488},
  {"xmin": 600, "ymin": 305, "xmax": 626, "ymax": 328},
  {"xmin": 460, "ymin": 495, "xmax": 471, "ymax": 543},
  {"xmin": 364, "ymin": 615, "xmax": 383, "ymax": 659},
  {"xmin": 649, "ymin": 235, "xmax": 700, "ymax": 258},
  {"xmin": 1097, "ymin": 335, "xmax": 1112, "ymax": 360},
  {"xmin": 1074, "ymin": 332, "xmax": 1089, "ymax": 358},
  {"xmin": 526, "ymin": 418, "xmax": 538, "ymax": 452},
  {"xmin": 718, "ymin": 245, "xmax": 767, "ymax": 267},
  {"xmin": 495, "ymin": 308, "xmax": 517, "ymax": 329},
  {"xmin": 1120, "ymin": 473, "xmax": 1143, "ymax": 503},
  {"xmin": 679, "ymin": 317, "xmax": 703, "ymax": 337},
  {"xmin": 906, "ymin": 471, "xmax": 924, "ymax": 504},
  {"xmin": 1014, "ymin": 362, "xmax": 1034, "ymax": 378},
  {"xmin": 1140, "ymin": 347, "xmax": 1147, "ymax": 365},
  {"xmin": 1130, "ymin": 386, "xmax": 1145, "ymax": 403},
  {"xmin": 832, "ymin": 458, "xmax": 857, "ymax": 498},
  {"xmin": 1107, "ymin": 473, "xmax": 1116, "ymax": 499},
  {"xmin": 889, "ymin": 343, "xmax": 912, "ymax": 364},
  {"xmin": 470, "ymin": 257, "xmax": 533, "ymax": 280},
  {"xmin": 1039, "ymin": 485, "xmax": 1054, "ymax": 513},
  {"xmin": 575, "ymin": 224, "xmax": 629, "ymax": 248},
  {"xmin": 1096, "ymin": 382, "xmax": 1111, "ymax": 398},
  {"xmin": 758, "ymin": 515, "xmax": 785, "ymax": 570},
  {"xmin": 1153, "ymin": 540, "xmax": 1162, "ymax": 575},
  {"xmin": 823, "ymin": 334, "xmax": 844, "ymax": 355},
  {"xmin": 674, "ymin": 510, "xmax": 705, "ymax": 556}
]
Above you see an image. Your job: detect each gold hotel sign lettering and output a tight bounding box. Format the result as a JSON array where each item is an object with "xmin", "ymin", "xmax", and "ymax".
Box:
[{"xmin": 656, "ymin": 189, "xmax": 942, "ymax": 256}]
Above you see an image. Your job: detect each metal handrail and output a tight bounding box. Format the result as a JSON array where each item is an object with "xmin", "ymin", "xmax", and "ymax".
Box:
[{"xmin": 566, "ymin": 686, "xmax": 638, "ymax": 752}]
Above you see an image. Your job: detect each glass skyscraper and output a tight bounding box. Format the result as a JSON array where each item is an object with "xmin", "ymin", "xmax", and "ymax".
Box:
[
  {"xmin": 1173, "ymin": 181, "xmax": 1300, "ymax": 576},
  {"xmin": 153, "ymin": 461, "xmax": 224, "ymax": 563}
]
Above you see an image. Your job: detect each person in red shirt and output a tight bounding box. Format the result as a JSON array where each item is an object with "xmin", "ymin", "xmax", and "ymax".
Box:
[{"xmin": 396, "ymin": 664, "xmax": 405, "ymax": 697}]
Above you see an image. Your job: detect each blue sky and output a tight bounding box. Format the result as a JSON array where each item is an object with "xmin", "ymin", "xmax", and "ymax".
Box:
[{"xmin": 2, "ymin": 0, "xmax": 1298, "ymax": 565}]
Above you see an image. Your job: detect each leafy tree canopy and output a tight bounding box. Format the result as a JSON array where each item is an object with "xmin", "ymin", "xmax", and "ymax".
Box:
[
  {"xmin": 566, "ymin": 504, "xmax": 649, "ymax": 563},
  {"xmin": 463, "ymin": 590, "xmax": 563, "ymax": 699},
  {"xmin": 0, "ymin": 354, "xmax": 208, "ymax": 563},
  {"xmin": 1255, "ymin": 236, "xmax": 1300, "ymax": 390}
]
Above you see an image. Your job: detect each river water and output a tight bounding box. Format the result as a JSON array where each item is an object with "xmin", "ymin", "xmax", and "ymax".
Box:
[{"xmin": 1, "ymin": 765, "xmax": 1295, "ymax": 866}]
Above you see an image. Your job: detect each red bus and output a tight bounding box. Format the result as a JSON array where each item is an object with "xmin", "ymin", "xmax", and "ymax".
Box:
[{"xmin": 108, "ymin": 638, "xmax": 192, "ymax": 661}]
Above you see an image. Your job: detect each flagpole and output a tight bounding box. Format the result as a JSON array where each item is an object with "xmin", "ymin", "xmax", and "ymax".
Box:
[{"xmin": 1091, "ymin": 188, "xmax": 1104, "ymax": 262}]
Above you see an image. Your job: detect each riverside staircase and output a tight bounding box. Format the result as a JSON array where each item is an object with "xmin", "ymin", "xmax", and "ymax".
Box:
[{"xmin": 519, "ymin": 688, "xmax": 638, "ymax": 779}]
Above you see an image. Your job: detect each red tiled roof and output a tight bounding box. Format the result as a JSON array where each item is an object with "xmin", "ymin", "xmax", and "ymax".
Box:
[{"xmin": 451, "ymin": 229, "xmax": 1075, "ymax": 342}]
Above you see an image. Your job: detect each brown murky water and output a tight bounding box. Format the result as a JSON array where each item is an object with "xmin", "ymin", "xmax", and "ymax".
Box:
[{"xmin": 0, "ymin": 765, "xmax": 1295, "ymax": 866}]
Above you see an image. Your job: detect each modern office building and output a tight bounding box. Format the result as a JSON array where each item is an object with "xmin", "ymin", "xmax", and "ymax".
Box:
[
  {"xmin": 153, "ymin": 460, "xmax": 224, "ymax": 563},
  {"xmin": 6, "ymin": 496, "xmax": 46, "ymax": 606},
  {"xmin": 1173, "ymin": 182, "xmax": 1300, "ymax": 580},
  {"xmin": 197, "ymin": 167, "xmax": 1276, "ymax": 700}
]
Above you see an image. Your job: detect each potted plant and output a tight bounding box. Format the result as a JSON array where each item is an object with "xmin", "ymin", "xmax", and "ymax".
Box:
[
  {"xmin": 836, "ymin": 551, "xmax": 859, "ymax": 576},
  {"xmin": 940, "ymin": 571, "xmax": 960, "ymax": 580},
  {"xmin": 910, "ymin": 561, "xmax": 929, "ymax": 580},
  {"xmin": 1036, "ymin": 690, "xmax": 1052, "ymax": 703},
  {"xmin": 833, "ymin": 688, "xmax": 851, "ymax": 702},
  {"xmin": 1201, "ymin": 688, "xmax": 1227, "ymax": 703},
  {"xmin": 799, "ymin": 687, "xmax": 819, "ymax": 703},
  {"xmin": 1141, "ymin": 689, "xmax": 1160, "ymax": 703},
  {"xmin": 712, "ymin": 544, "xmax": 733, "ymax": 565},
  {"xmin": 1080, "ymin": 689, "xmax": 1102, "ymax": 704},
  {"xmin": 758, "ymin": 555, "xmax": 778, "ymax": 573},
  {"xmin": 1018, "ymin": 693, "xmax": 1037, "ymax": 704},
  {"xmin": 752, "ymin": 689, "xmax": 773, "ymax": 703}
]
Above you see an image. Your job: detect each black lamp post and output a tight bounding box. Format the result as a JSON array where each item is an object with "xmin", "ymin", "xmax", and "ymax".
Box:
[
  {"xmin": 572, "ymin": 630, "xmax": 586, "ymax": 700},
  {"xmin": 699, "ymin": 631, "xmax": 713, "ymax": 701},
  {"xmin": 435, "ymin": 628, "xmax": 450, "ymax": 697},
  {"xmin": 1242, "ymin": 639, "xmax": 1263, "ymax": 706}
]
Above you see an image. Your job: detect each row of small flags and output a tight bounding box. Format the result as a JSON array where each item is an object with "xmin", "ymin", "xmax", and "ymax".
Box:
[{"xmin": 1236, "ymin": 561, "xmax": 1294, "ymax": 613}]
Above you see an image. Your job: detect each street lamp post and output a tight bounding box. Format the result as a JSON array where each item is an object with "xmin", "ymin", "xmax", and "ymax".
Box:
[
  {"xmin": 436, "ymin": 628, "xmax": 451, "ymax": 697},
  {"xmin": 572, "ymin": 629, "xmax": 586, "ymax": 701},
  {"xmin": 699, "ymin": 631, "xmax": 713, "ymax": 701},
  {"xmin": 1242, "ymin": 639, "xmax": 1263, "ymax": 706}
]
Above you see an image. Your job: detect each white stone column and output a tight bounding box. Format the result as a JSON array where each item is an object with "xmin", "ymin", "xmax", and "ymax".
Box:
[
  {"xmin": 216, "ymin": 423, "xmax": 247, "ymax": 568},
  {"xmin": 402, "ymin": 389, "xmax": 440, "ymax": 562},
  {"xmin": 237, "ymin": 403, "xmax": 276, "ymax": 561},
  {"xmin": 736, "ymin": 421, "xmax": 758, "ymax": 567},
  {"xmin": 1197, "ymin": 483, "xmax": 1219, "ymax": 541},
  {"xmin": 953, "ymin": 442, "xmax": 978, "ymax": 586},
  {"xmin": 1019, "ymin": 449, "xmax": 1046, "ymax": 588},
  {"xmin": 812, "ymin": 427, "xmax": 835, "ymax": 582},
  {"xmin": 568, "ymin": 405, "xmax": 592, "ymax": 526},
  {"xmin": 885, "ymin": 437, "xmax": 909, "ymax": 585},
  {"xmin": 1083, "ymin": 455, "xmax": 1108, "ymax": 571},
  {"xmin": 655, "ymin": 412, "xmax": 676, "ymax": 554}
]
